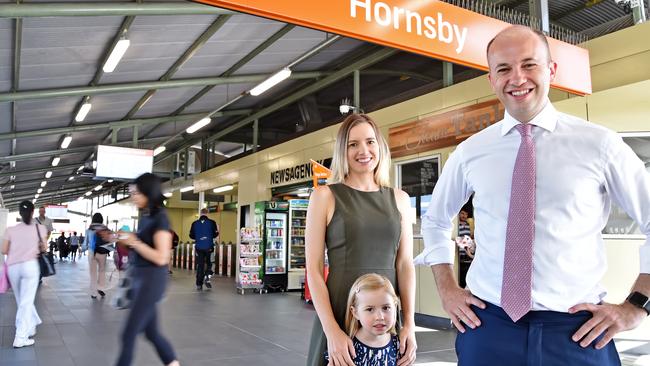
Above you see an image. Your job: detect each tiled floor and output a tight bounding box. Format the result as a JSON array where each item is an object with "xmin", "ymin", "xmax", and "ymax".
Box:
[
  {"xmin": 0, "ymin": 256, "xmax": 458, "ymax": 366},
  {"xmin": 1, "ymin": 256, "xmax": 648, "ymax": 366}
]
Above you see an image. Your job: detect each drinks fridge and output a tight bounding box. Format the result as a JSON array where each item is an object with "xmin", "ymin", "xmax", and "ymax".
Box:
[
  {"xmin": 255, "ymin": 201, "xmax": 289, "ymax": 291},
  {"xmin": 287, "ymin": 199, "xmax": 308, "ymax": 290}
]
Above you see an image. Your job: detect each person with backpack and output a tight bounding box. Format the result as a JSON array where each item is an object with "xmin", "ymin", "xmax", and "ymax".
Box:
[
  {"xmin": 85, "ymin": 213, "xmax": 110, "ymax": 299},
  {"xmin": 189, "ymin": 208, "xmax": 218, "ymax": 291}
]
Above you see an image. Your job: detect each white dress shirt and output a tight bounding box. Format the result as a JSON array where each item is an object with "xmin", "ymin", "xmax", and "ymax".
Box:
[{"xmin": 415, "ymin": 101, "xmax": 650, "ymax": 312}]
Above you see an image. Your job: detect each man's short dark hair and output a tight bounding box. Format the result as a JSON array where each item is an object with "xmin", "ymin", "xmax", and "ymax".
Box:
[{"xmin": 486, "ymin": 26, "xmax": 552, "ymax": 64}]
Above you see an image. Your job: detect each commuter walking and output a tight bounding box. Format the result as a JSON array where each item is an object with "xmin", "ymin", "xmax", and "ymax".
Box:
[
  {"xmin": 305, "ymin": 114, "xmax": 417, "ymax": 366},
  {"xmin": 86, "ymin": 213, "xmax": 109, "ymax": 299},
  {"xmin": 69, "ymin": 232, "xmax": 80, "ymax": 262},
  {"xmin": 34, "ymin": 206, "xmax": 53, "ymax": 241},
  {"xmin": 109, "ymin": 173, "xmax": 180, "ymax": 366},
  {"xmin": 417, "ymin": 25, "xmax": 650, "ymax": 365},
  {"xmin": 1, "ymin": 201, "xmax": 48, "ymax": 348},
  {"xmin": 189, "ymin": 208, "xmax": 218, "ymax": 291}
]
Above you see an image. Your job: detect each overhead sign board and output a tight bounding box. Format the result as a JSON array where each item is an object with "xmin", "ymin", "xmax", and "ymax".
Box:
[{"xmin": 195, "ymin": 0, "xmax": 592, "ymax": 95}]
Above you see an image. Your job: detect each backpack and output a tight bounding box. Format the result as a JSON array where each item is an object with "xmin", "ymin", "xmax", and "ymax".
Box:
[{"xmin": 114, "ymin": 244, "xmax": 129, "ymax": 271}]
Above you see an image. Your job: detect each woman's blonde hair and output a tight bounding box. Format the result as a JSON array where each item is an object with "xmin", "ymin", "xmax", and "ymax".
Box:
[
  {"xmin": 329, "ymin": 114, "xmax": 391, "ymax": 187},
  {"xmin": 345, "ymin": 273, "xmax": 400, "ymax": 337}
]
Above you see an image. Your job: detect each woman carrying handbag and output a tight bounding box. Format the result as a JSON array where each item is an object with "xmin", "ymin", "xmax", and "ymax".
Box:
[{"xmin": 1, "ymin": 200, "xmax": 48, "ymax": 348}]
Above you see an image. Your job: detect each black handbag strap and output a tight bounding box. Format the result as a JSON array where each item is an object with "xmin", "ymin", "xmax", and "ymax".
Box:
[{"xmin": 35, "ymin": 224, "xmax": 44, "ymax": 251}]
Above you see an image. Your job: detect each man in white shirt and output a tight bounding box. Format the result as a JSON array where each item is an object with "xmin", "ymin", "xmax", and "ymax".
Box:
[
  {"xmin": 417, "ymin": 25, "xmax": 650, "ymax": 365},
  {"xmin": 35, "ymin": 206, "xmax": 53, "ymax": 241}
]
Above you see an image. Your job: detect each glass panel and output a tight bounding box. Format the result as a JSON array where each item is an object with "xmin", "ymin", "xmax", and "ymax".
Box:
[
  {"xmin": 397, "ymin": 156, "xmax": 440, "ymax": 233},
  {"xmin": 603, "ymin": 135, "xmax": 650, "ymax": 236}
]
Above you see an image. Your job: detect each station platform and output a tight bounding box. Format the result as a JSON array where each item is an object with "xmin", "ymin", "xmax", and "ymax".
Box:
[{"xmin": 0, "ymin": 255, "xmax": 462, "ymax": 366}]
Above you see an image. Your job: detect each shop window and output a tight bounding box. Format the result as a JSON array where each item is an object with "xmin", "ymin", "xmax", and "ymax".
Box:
[
  {"xmin": 396, "ymin": 155, "xmax": 440, "ymax": 232},
  {"xmin": 603, "ymin": 133, "xmax": 650, "ymax": 237}
]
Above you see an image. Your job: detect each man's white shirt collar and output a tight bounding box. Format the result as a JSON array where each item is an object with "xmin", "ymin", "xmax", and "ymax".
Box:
[{"xmin": 500, "ymin": 99, "xmax": 558, "ymax": 136}]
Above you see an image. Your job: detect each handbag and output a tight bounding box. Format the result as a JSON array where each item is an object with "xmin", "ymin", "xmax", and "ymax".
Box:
[
  {"xmin": 0, "ymin": 263, "xmax": 10, "ymax": 293},
  {"xmin": 111, "ymin": 266, "xmax": 133, "ymax": 310},
  {"xmin": 35, "ymin": 225, "xmax": 56, "ymax": 277}
]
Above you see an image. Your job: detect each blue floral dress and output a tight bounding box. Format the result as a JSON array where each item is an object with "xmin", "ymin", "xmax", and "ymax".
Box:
[{"xmin": 325, "ymin": 335, "xmax": 400, "ymax": 366}]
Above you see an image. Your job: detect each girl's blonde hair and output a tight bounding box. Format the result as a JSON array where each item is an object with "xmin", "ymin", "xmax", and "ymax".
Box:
[
  {"xmin": 345, "ymin": 273, "xmax": 400, "ymax": 337},
  {"xmin": 329, "ymin": 114, "xmax": 391, "ymax": 187}
]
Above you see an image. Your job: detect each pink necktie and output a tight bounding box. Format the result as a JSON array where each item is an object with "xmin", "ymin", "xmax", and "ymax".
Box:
[{"xmin": 501, "ymin": 123, "xmax": 536, "ymax": 322}]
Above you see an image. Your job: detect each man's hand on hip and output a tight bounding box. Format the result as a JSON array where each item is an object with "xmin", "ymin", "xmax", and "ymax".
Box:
[
  {"xmin": 440, "ymin": 287, "xmax": 486, "ymax": 333},
  {"xmin": 569, "ymin": 302, "xmax": 647, "ymax": 349}
]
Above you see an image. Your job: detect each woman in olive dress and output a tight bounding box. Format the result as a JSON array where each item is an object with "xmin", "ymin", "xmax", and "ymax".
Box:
[{"xmin": 305, "ymin": 114, "xmax": 417, "ymax": 366}]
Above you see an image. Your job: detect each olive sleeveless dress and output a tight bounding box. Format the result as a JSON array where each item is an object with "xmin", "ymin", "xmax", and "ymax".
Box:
[{"xmin": 306, "ymin": 183, "xmax": 402, "ymax": 366}]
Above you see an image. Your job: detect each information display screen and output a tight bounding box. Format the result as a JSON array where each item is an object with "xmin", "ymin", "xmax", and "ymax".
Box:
[{"xmin": 95, "ymin": 145, "xmax": 153, "ymax": 180}]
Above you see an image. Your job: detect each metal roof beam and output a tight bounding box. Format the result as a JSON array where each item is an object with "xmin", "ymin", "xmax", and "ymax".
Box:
[
  {"xmin": 0, "ymin": 175, "xmax": 89, "ymax": 191},
  {"xmin": 0, "ymin": 110, "xmax": 250, "ymax": 142},
  {"xmin": 0, "ymin": 163, "xmax": 81, "ymax": 179},
  {"xmin": 0, "ymin": 2, "xmax": 236, "ymax": 18},
  {"xmin": 122, "ymin": 15, "xmax": 232, "ymax": 121},
  {"xmin": 166, "ymin": 24, "xmax": 295, "ymax": 119},
  {"xmin": 0, "ymin": 72, "xmax": 323, "ymax": 102},
  {"xmin": 155, "ymin": 47, "xmax": 398, "ymax": 165}
]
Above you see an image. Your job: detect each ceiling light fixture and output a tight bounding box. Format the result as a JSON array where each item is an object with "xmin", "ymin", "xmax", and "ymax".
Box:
[
  {"xmin": 213, "ymin": 185, "xmax": 234, "ymax": 193},
  {"xmin": 37, "ymin": 188, "xmax": 43, "ymax": 194},
  {"xmin": 34, "ymin": 194, "xmax": 40, "ymax": 199},
  {"xmin": 60, "ymin": 135, "xmax": 72, "ymax": 149},
  {"xmin": 297, "ymin": 192, "xmax": 310, "ymax": 197},
  {"xmin": 51, "ymin": 157, "xmax": 60, "ymax": 166},
  {"xmin": 180, "ymin": 186, "xmax": 194, "ymax": 193},
  {"xmin": 103, "ymin": 38, "xmax": 130, "ymax": 73},
  {"xmin": 85, "ymin": 191, "xmax": 92, "ymax": 196},
  {"xmin": 107, "ymin": 179, "xmax": 113, "ymax": 183},
  {"xmin": 75, "ymin": 102, "xmax": 92, "ymax": 122},
  {"xmin": 153, "ymin": 145, "xmax": 166, "ymax": 156},
  {"xmin": 250, "ymin": 67, "xmax": 292, "ymax": 96},
  {"xmin": 68, "ymin": 176, "xmax": 74, "ymax": 181},
  {"xmin": 339, "ymin": 98, "xmax": 356, "ymax": 115},
  {"xmin": 94, "ymin": 184, "xmax": 103, "ymax": 191},
  {"xmin": 45, "ymin": 171, "xmax": 52, "ymax": 178},
  {"xmin": 10, "ymin": 185, "xmax": 14, "ymax": 190},
  {"xmin": 163, "ymin": 192, "xmax": 173, "ymax": 198},
  {"xmin": 186, "ymin": 118, "xmax": 211, "ymax": 134},
  {"xmin": 40, "ymin": 181, "xmax": 47, "ymax": 187}
]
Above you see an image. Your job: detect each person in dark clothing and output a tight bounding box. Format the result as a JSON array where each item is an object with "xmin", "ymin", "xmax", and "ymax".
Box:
[
  {"xmin": 189, "ymin": 208, "xmax": 219, "ymax": 291},
  {"xmin": 57, "ymin": 233, "xmax": 69, "ymax": 262},
  {"xmin": 109, "ymin": 173, "xmax": 180, "ymax": 366}
]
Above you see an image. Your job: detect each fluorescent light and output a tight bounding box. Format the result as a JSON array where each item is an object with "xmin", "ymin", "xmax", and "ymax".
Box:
[
  {"xmin": 51, "ymin": 157, "xmax": 60, "ymax": 166},
  {"xmin": 107, "ymin": 179, "xmax": 113, "ymax": 183},
  {"xmin": 45, "ymin": 171, "xmax": 52, "ymax": 178},
  {"xmin": 60, "ymin": 135, "xmax": 72, "ymax": 149},
  {"xmin": 153, "ymin": 145, "xmax": 166, "ymax": 156},
  {"xmin": 94, "ymin": 184, "xmax": 103, "ymax": 191},
  {"xmin": 92, "ymin": 160, "xmax": 97, "ymax": 169},
  {"xmin": 34, "ymin": 194, "xmax": 39, "ymax": 199},
  {"xmin": 68, "ymin": 176, "xmax": 74, "ymax": 181},
  {"xmin": 180, "ymin": 186, "xmax": 194, "ymax": 193},
  {"xmin": 250, "ymin": 68, "xmax": 292, "ymax": 96},
  {"xmin": 77, "ymin": 196, "xmax": 84, "ymax": 201},
  {"xmin": 213, "ymin": 185, "xmax": 234, "ymax": 193},
  {"xmin": 32, "ymin": 199, "xmax": 36, "ymax": 203},
  {"xmin": 85, "ymin": 191, "xmax": 92, "ymax": 196},
  {"xmin": 40, "ymin": 181, "xmax": 47, "ymax": 187},
  {"xmin": 37, "ymin": 188, "xmax": 43, "ymax": 194},
  {"xmin": 103, "ymin": 39, "xmax": 130, "ymax": 73},
  {"xmin": 186, "ymin": 118, "xmax": 211, "ymax": 134},
  {"xmin": 297, "ymin": 192, "xmax": 310, "ymax": 197},
  {"xmin": 78, "ymin": 165, "xmax": 84, "ymax": 171},
  {"xmin": 10, "ymin": 185, "xmax": 14, "ymax": 190},
  {"xmin": 75, "ymin": 102, "xmax": 92, "ymax": 122},
  {"xmin": 10, "ymin": 175, "xmax": 15, "ymax": 180},
  {"xmin": 163, "ymin": 192, "xmax": 173, "ymax": 198}
]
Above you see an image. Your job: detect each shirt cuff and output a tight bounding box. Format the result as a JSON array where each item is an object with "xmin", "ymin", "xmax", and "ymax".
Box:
[
  {"xmin": 640, "ymin": 238, "xmax": 650, "ymax": 274},
  {"xmin": 413, "ymin": 243, "xmax": 455, "ymax": 266}
]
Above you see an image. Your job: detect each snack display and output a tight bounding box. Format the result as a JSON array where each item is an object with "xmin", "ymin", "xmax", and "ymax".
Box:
[{"xmin": 237, "ymin": 227, "xmax": 263, "ymax": 293}]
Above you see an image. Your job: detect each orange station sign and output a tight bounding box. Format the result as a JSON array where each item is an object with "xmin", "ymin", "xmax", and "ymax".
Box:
[{"xmin": 195, "ymin": 0, "xmax": 592, "ymax": 95}]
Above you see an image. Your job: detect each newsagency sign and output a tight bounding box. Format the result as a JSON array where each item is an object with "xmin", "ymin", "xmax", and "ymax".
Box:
[
  {"xmin": 270, "ymin": 158, "xmax": 332, "ymax": 186},
  {"xmin": 195, "ymin": 0, "xmax": 591, "ymax": 95}
]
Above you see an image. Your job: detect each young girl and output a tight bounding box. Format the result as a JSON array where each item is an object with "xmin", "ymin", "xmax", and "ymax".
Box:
[{"xmin": 326, "ymin": 273, "xmax": 401, "ymax": 365}]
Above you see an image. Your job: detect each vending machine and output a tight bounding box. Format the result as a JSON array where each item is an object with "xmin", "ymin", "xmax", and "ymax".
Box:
[
  {"xmin": 287, "ymin": 199, "xmax": 309, "ymax": 290},
  {"xmin": 255, "ymin": 201, "xmax": 289, "ymax": 291}
]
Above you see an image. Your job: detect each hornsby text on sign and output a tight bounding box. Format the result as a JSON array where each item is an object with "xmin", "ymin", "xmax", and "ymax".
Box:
[{"xmin": 195, "ymin": 0, "xmax": 592, "ymax": 95}]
